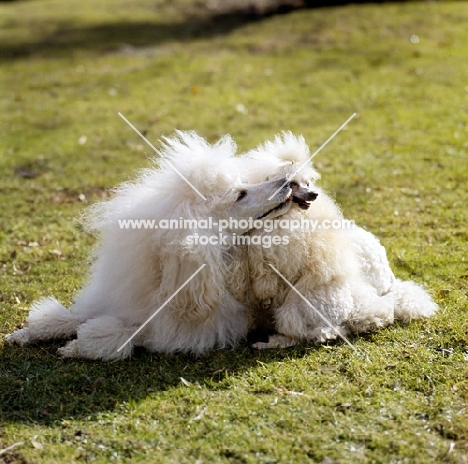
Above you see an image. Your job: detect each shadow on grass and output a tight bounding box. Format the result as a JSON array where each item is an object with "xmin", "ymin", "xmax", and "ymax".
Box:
[
  {"xmin": 0, "ymin": 0, "xmax": 417, "ymax": 62},
  {"xmin": 0, "ymin": 339, "xmax": 314, "ymax": 425},
  {"xmin": 0, "ymin": 17, "xmax": 255, "ymax": 61}
]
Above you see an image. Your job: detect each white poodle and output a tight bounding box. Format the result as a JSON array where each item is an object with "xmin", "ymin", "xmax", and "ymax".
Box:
[
  {"xmin": 243, "ymin": 133, "xmax": 438, "ymax": 348},
  {"xmin": 6, "ymin": 132, "xmax": 295, "ymax": 360}
]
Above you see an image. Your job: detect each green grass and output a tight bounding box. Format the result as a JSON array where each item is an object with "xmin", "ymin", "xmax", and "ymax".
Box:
[{"xmin": 1, "ymin": 0, "xmax": 467, "ymax": 462}]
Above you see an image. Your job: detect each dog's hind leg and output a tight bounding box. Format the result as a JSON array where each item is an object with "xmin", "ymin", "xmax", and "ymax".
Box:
[
  {"xmin": 345, "ymin": 286, "xmax": 395, "ymax": 335},
  {"xmin": 57, "ymin": 315, "xmax": 134, "ymax": 361},
  {"xmin": 6, "ymin": 297, "xmax": 80, "ymax": 346},
  {"xmin": 392, "ymin": 279, "xmax": 437, "ymax": 322}
]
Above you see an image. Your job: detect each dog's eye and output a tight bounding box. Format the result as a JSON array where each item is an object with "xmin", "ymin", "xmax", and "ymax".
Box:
[
  {"xmin": 236, "ymin": 190, "xmax": 247, "ymax": 201},
  {"xmin": 289, "ymin": 180, "xmax": 298, "ymax": 188}
]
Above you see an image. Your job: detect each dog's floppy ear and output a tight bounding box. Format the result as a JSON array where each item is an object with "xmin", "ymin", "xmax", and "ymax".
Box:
[
  {"xmin": 156, "ymin": 204, "xmax": 226, "ymax": 323},
  {"xmin": 158, "ymin": 244, "xmax": 225, "ymax": 322}
]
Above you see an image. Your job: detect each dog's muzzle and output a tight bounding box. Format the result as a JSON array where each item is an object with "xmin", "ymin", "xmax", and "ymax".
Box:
[{"xmin": 291, "ymin": 183, "xmax": 318, "ymax": 210}]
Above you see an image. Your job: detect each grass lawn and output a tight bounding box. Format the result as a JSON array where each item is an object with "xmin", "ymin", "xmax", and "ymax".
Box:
[{"xmin": 1, "ymin": 0, "xmax": 467, "ymax": 462}]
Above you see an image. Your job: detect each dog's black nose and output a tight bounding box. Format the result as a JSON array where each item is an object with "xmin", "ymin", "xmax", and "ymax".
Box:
[{"xmin": 307, "ymin": 191, "xmax": 318, "ymax": 201}]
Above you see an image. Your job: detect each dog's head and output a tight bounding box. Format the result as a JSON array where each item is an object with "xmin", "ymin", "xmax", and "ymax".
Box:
[
  {"xmin": 244, "ymin": 132, "xmax": 320, "ymax": 213},
  {"xmin": 225, "ymin": 177, "xmax": 293, "ymax": 228},
  {"xmin": 149, "ymin": 131, "xmax": 296, "ymax": 234}
]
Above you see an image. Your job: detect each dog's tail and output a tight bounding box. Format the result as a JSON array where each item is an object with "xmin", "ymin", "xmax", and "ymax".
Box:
[
  {"xmin": 6, "ymin": 297, "xmax": 81, "ymax": 346},
  {"xmin": 392, "ymin": 279, "xmax": 438, "ymax": 322}
]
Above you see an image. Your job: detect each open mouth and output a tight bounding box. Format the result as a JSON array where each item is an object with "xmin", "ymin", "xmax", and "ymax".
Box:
[
  {"xmin": 257, "ymin": 193, "xmax": 293, "ymax": 220},
  {"xmin": 292, "ymin": 196, "xmax": 312, "ymax": 210}
]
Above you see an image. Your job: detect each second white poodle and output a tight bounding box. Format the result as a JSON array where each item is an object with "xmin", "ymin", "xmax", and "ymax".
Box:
[{"xmin": 243, "ymin": 133, "xmax": 437, "ymax": 348}]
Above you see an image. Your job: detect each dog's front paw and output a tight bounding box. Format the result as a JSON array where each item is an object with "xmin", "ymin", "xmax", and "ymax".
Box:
[
  {"xmin": 252, "ymin": 334, "xmax": 298, "ymax": 349},
  {"xmin": 308, "ymin": 326, "xmax": 342, "ymax": 344},
  {"xmin": 57, "ymin": 340, "xmax": 80, "ymax": 359},
  {"xmin": 252, "ymin": 341, "xmax": 271, "ymax": 350},
  {"xmin": 5, "ymin": 328, "xmax": 30, "ymax": 346}
]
